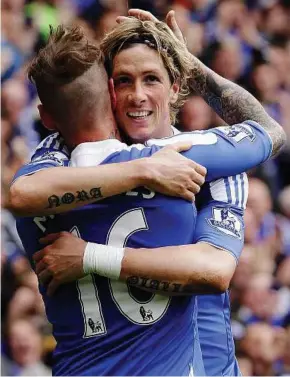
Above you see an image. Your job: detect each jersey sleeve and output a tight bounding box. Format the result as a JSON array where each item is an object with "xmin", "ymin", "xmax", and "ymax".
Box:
[
  {"xmin": 194, "ymin": 173, "xmax": 248, "ymax": 262},
  {"xmin": 12, "ymin": 150, "xmax": 70, "ymax": 183},
  {"xmin": 146, "ymin": 121, "xmax": 273, "ymax": 181},
  {"xmin": 12, "ymin": 133, "xmax": 70, "ymax": 184}
]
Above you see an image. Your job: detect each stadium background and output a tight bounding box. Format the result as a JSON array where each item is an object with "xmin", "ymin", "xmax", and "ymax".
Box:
[{"xmin": 1, "ymin": 0, "xmax": 290, "ymax": 375}]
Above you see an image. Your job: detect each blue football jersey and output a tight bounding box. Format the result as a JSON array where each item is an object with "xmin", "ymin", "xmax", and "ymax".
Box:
[
  {"xmin": 153, "ymin": 127, "xmax": 251, "ymax": 376},
  {"xmin": 194, "ymin": 178, "xmax": 247, "ymax": 377},
  {"xmin": 169, "ymin": 126, "xmax": 251, "ymax": 376},
  {"xmin": 17, "ymin": 142, "xmax": 201, "ymax": 377},
  {"xmin": 14, "ymin": 120, "xmax": 272, "ymax": 183},
  {"xmin": 14, "ymin": 121, "xmax": 271, "ymax": 376}
]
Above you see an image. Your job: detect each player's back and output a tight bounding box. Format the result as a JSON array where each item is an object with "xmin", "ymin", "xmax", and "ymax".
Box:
[
  {"xmin": 16, "ymin": 121, "xmax": 273, "ymax": 376},
  {"xmin": 17, "ymin": 142, "xmax": 199, "ymax": 376}
]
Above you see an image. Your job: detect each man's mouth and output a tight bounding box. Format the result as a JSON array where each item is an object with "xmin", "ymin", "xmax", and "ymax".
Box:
[{"xmin": 127, "ymin": 111, "xmax": 153, "ymax": 119}]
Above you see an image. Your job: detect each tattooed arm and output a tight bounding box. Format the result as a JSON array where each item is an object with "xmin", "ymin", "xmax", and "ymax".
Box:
[
  {"xmin": 121, "ymin": 242, "xmax": 234, "ymax": 295},
  {"xmin": 9, "ymin": 144, "xmax": 205, "ymax": 216},
  {"xmin": 34, "ymin": 232, "xmax": 235, "ymax": 296},
  {"xmin": 188, "ymin": 57, "xmax": 286, "ymax": 156},
  {"xmin": 126, "ymin": 275, "xmax": 218, "ymax": 296},
  {"xmin": 9, "ymin": 164, "xmax": 140, "ymax": 216}
]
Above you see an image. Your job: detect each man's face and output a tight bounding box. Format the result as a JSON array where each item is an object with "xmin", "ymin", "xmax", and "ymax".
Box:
[{"xmin": 112, "ymin": 43, "xmax": 179, "ymax": 143}]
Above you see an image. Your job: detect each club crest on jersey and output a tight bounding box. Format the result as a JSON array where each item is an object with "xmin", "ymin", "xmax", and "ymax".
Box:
[
  {"xmin": 219, "ymin": 124, "xmax": 256, "ymax": 142},
  {"xmin": 140, "ymin": 306, "xmax": 154, "ymax": 322},
  {"xmin": 32, "ymin": 151, "xmax": 66, "ymax": 166},
  {"xmin": 208, "ymin": 207, "xmax": 242, "ymax": 239}
]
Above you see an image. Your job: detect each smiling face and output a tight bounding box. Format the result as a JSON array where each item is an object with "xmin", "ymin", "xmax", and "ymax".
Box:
[{"xmin": 112, "ymin": 44, "xmax": 179, "ymax": 143}]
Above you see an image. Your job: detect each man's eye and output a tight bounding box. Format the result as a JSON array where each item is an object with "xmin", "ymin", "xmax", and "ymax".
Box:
[
  {"xmin": 114, "ymin": 77, "xmax": 130, "ymax": 85},
  {"xmin": 146, "ymin": 75, "xmax": 160, "ymax": 83}
]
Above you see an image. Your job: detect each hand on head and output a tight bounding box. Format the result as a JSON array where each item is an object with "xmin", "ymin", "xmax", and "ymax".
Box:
[{"xmin": 116, "ymin": 9, "xmax": 185, "ymax": 44}]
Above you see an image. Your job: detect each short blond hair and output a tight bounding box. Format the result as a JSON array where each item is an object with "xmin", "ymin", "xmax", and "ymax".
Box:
[
  {"xmin": 101, "ymin": 18, "xmax": 192, "ymax": 124},
  {"xmin": 28, "ymin": 25, "xmax": 103, "ymax": 126}
]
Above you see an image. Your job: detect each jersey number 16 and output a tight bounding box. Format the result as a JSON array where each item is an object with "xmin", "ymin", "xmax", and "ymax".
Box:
[{"xmin": 75, "ymin": 208, "xmax": 171, "ymax": 338}]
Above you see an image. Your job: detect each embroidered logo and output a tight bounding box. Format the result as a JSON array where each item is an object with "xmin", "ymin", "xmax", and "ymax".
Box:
[
  {"xmin": 208, "ymin": 207, "xmax": 242, "ymax": 239},
  {"xmin": 32, "ymin": 151, "xmax": 67, "ymax": 166},
  {"xmin": 218, "ymin": 124, "xmax": 256, "ymax": 142}
]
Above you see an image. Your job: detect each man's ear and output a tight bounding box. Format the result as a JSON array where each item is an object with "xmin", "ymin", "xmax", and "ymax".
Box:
[
  {"xmin": 169, "ymin": 82, "xmax": 180, "ymax": 104},
  {"xmin": 108, "ymin": 78, "xmax": 117, "ymax": 111},
  {"xmin": 38, "ymin": 104, "xmax": 58, "ymax": 131}
]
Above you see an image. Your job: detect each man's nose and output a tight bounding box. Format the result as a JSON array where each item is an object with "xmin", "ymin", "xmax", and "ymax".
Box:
[{"xmin": 128, "ymin": 83, "xmax": 146, "ymax": 105}]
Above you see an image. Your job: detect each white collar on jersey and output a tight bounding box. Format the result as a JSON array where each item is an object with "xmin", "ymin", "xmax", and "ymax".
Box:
[
  {"xmin": 71, "ymin": 139, "xmax": 128, "ymax": 167},
  {"xmin": 71, "ymin": 139, "xmax": 150, "ymax": 167}
]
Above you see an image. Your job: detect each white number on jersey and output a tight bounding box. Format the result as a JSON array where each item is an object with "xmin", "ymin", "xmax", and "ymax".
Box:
[
  {"xmin": 108, "ymin": 208, "xmax": 171, "ymax": 325},
  {"xmin": 33, "ymin": 215, "xmax": 55, "ymax": 232},
  {"xmin": 75, "ymin": 208, "xmax": 171, "ymax": 337},
  {"xmin": 71, "ymin": 226, "xmax": 107, "ymax": 338}
]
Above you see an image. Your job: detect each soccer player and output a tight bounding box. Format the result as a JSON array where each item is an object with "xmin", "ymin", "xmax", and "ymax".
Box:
[
  {"xmin": 11, "ymin": 19, "xmax": 284, "ymax": 373},
  {"xmin": 101, "ymin": 10, "xmax": 287, "ymax": 375}
]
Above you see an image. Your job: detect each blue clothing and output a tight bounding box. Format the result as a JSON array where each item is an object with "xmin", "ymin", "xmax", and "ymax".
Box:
[
  {"xmin": 14, "ymin": 120, "xmax": 272, "ymax": 183},
  {"xmin": 14, "ymin": 121, "xmax": 272, "ymax": 376},
  {"xmin": 170, "ymin": 123, "xmax": 270, "ymax": 376},
  {"xmin": 194, "ymin": 167, "xmax": 246, "ymax": 376},
  {"xmin": 17, "ymin": 142, "xmax": 200, "ymax": 376},
  {"xmin": 193, "ymin": 182, "xmax": 246, "ymax": 376}
]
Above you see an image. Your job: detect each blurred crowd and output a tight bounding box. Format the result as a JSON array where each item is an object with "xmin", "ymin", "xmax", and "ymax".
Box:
[{"xmin": 1, "ymin": 0, "xmax": 290, "ymax": 375}]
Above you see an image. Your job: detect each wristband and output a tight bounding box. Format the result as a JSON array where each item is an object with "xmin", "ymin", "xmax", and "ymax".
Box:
[{"xmin": 83, "ymin": 242, "xmax": 124, "ymax": 280}]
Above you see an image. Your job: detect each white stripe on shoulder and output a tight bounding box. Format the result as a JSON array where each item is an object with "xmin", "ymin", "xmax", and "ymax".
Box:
[
  {"xmin": 236, "ymin": 173, "xmax": 242, "ymax": 208},
  {"xmin": 229, "ymin": 176, "xmax": 237, "ymax": 205},
  {"xmin": 209, "ymin": 173, "xmax": 248, "ymax": 209},
  {"xmin": 54, "ymin": 137, "xmax": 61, "ymax": 150},
  {"xmin": 146, "ymin": 131, "xmax": 217, "ymax": 147},
  {"xmin": 35, "ymin": 133, "xmax": 59, "ymax": 149},
  {"xmin": 209, "ymin": 178, "xmax": 228, "ymax": 203},
  {"xmin": 46, "ymin": 133, "xmax": 59, "ymax": 148},
  {"xmin": 242, "ymin": 173, "xmax": 249, "ymax": 209},
  {"xmin": 34, "ymin": 133, "xmax": 70, "ymax": 157}
]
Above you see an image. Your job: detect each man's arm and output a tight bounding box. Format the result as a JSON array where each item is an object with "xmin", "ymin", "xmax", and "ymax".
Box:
[
  {"xmin": 10, "ymin": 119, "xmax": 271, "ymax": 217},
  {"xmin": 9, "ymin": 142, "xmax": 205, "ymax": 216},
  {"xmin": 121, "ymin": 242, "xmax": 235, "ymax": 295},
  {"xmin": 147, "ymin": 121, "xmax": 273, "ymax": 181},
  {"xmin": 12, "ymin": 117, "xmax": 265, "ymax": 217},
  {"xmin": 188, "ymin": 57, "xmax": 286, "ymax": 156},
  {"xmin": 33, "ymin": 175, "xmax": 247, "ymax": 297},
  {"xmin": 121, "ymin": 175, "xmax": 248, "ymax": 294},
  {"xmin": 34, "ymin": 232, "xmax": 236, "ymax": 296}
]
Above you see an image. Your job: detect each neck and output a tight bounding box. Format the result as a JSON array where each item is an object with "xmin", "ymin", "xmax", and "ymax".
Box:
[
  {"xmin": 156, "ymin": 113, "xmax": 175, "ymax": 138},
  {"xmin": 62, "ymin": 112, "xmax": 121, "ymax": 150},
  {"xmin": 152, "ymin": 121, "xmax": 174, "ymax": 139}
]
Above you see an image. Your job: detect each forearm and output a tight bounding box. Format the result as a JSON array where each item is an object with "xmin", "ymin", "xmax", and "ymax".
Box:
[
  {"xmin": 118, "ymin": 243, "xmax": 234, "ymax": 294},
  {"xmin": 189, "ymin": 55, "xmax": 286, "ymax": 156},
  {"xmin": 9, "ymin": 160, "xmax": 148, "ymax": 216},
  {"xmin": 35, "ymin": 239, "xmax": 235, "ymax": 296}
]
